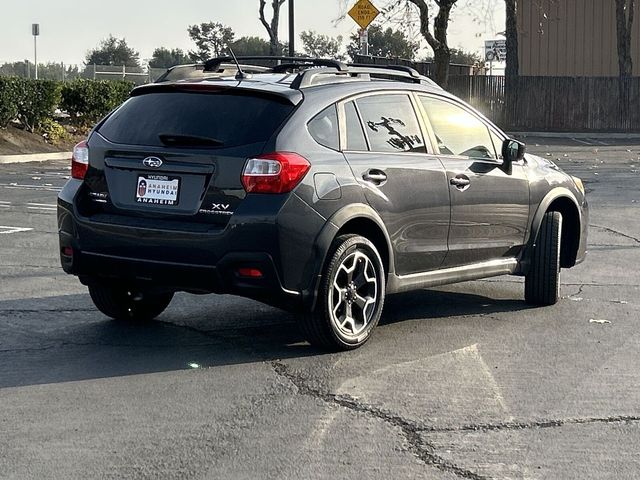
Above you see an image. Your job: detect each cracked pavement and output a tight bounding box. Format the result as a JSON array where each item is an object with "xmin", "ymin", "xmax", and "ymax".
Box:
[{"xmin": 1, "ymin": 138, "xmax": 639, "ymax": 479}]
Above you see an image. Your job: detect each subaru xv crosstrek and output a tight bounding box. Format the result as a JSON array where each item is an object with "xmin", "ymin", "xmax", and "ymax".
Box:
[{"xmin": 58, "ymin": 57, "xmax": 588, "ymax": 350}]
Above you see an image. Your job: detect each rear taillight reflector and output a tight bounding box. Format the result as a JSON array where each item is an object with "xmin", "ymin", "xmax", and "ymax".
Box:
[
  {"xmin": 237, "ymin": 267, "xmax": 264, "ymax": 278},
  {"xmin": 71, "ymin": 140, "xmax": 89, "ymax": 180},
  {"xmin": 241, "ymin": 152, "xmax": 310, "ymax": 194}
]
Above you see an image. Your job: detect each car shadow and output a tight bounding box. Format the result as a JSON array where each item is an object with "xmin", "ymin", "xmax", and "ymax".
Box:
[
  {"xmin": 380, "ymin": 287, "xmax": 532, "ymax": 326},
  {"xmin": 0, "ymin": 287, "xmax": 533, "ymax": 389}
]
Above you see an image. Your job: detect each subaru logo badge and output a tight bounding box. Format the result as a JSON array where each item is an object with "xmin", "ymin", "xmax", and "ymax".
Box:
[{"xmin": 143, "ymin": 157, "xmax": 163, "ymax": 168}]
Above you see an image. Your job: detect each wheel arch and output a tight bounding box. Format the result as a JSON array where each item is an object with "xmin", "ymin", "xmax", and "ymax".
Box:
[
  {"xmin": 523, "ymin": 188, "xmax": 582, "ymax": 272},
  {"xmin": 305, "ymin": 203, "xmax": 394, "ymax": 310}
]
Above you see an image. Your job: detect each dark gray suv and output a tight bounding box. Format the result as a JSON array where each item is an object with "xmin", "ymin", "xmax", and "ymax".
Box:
[{"xmin": 58, "ymin": 57, "xmax": 588, "ymax": 350}]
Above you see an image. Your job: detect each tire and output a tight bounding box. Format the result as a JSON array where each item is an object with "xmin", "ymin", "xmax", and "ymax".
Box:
[
  {"xmin": 300, "ymin": 234, "xmax": 386, "ymax": 351},
  {"xmin": 88, "ymin": 284, "xmax": 174, "ymax": 321},
  {"xmin": 525, "ymin": 211, "xmax": 563, "ymax": 306}
]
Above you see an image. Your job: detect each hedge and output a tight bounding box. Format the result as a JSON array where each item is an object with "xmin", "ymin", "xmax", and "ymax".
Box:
[
  {"xmin": 0, "ymin": 78, "xmax": 22, "ymax": 128},
  {"xmin": 0, "ymin": 77, "xmax": 134, "ymax": 132},
  {"xmin": 61, "ymin": 79, "xmax": 133, "ymax": 128},
  {"xmin": 17, "ymin": 79, "xmax": 62, "ymax": 132}
]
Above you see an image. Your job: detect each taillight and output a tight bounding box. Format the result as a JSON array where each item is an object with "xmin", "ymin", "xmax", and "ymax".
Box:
[
  {"xmin": 241, "ymin": 152, "xmax": 310, "ymax": 194},
  {"xmin": 71, "ymin": 140, "xmax": 89, "ymax": 180}
]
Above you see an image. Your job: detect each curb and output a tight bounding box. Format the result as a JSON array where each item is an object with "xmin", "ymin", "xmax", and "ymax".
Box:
[
  {"xmin": 0, "ymin": 152, "xmax": 72, "ymax": 164},
  {"xmin": 509, "ymin": 132, "xmax": 640, "ymax": 139}
]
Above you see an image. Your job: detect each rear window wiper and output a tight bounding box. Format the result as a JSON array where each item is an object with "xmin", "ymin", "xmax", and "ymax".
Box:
[{"xmin": 158, "ymin": 133, "xmax": 224, "ymax": 147}]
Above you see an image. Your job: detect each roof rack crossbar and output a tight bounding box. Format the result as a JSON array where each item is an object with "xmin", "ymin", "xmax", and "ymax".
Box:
[
  {"xmin": 348, "ymin": 63, "xmax": 422, "ymax": 79},
  {"xmin": 291, "ymin": 65, "xmax": 440, "ymax": 89},
  {"xmin": 203, "ymin": 56, "xmax": 348, "ymax": 73}
]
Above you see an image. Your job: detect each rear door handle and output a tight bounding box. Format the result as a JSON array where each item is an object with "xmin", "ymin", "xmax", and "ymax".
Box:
[
  {"xmin": 450, "ymin": 175, "xmax": 471, "ymax": 190},
  {"xmin": 363, "ymin": 169, "xmax": 387, "ymax": 185}
]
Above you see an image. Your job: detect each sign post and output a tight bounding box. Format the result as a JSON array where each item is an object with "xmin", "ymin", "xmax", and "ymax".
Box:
[
  {"xmin": 348, "ymin": 0, "xmax": 379, "ymax": 56},
  {"xmin": 359, "ymin": 29, "xmax": 369, "ymax": 56},
  {"xmin": 32, "ymin": 24, "xmax": 39, "ymax": 80}
]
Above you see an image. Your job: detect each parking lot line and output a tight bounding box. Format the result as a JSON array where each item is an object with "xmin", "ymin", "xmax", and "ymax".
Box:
[
  {"xmin": 27, "ymin": 206, "xmax": 57, "ymax": 212},
  {"xmin": 571, "ymin": 138, "xmax": 594, "ymax": 145},
  {"xmin": 0, "ymin": 226, "xmax": 33, "ymax": 234}
]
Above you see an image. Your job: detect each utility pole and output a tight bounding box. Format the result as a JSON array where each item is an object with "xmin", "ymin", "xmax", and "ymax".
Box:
[
  {"xmin": 32, "ymin": 24, "xmax": 39, "ymax": 80},
  {"xmin": 288, "ymin": 0, "xmax": 295, "ymax": 57}
]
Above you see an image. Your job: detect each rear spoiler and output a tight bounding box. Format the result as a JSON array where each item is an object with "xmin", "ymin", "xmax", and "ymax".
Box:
[{"xmin": 130, "ymin": 81, "xmax": 303, "ymax": 105}]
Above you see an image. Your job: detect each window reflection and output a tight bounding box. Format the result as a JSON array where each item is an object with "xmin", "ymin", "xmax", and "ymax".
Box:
[
  {"xmin": 419, "ymin": 96, "xmax": 497, "ymax": 160},
  {"xmin": 356, "ymin": 95, "xmax": 425, "ymax": 153}
]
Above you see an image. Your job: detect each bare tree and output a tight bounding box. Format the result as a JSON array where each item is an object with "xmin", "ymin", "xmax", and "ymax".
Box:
[
  {"xmin": 504, "ymin": 0, "xmax": 518, "ymax": 78},
  {"xmin": 259, "ymin": 0, "xmax": 287, "ymax": 55},
  {"xmin": 336, "ymin": 0, "xmax": 496, "ymax": 87},
  {"xmin": 405, "ymin": 0, "xmax": 456, "ymax": 87},
  {"xmin": 615, "ymin": 0, "xmax": 635, "ymax": 77}
]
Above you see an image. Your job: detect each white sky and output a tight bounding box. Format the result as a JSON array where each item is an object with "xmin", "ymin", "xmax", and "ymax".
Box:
[{"xmin": 0, "ymin": 0, "xmax": 505, "ymax": 66}]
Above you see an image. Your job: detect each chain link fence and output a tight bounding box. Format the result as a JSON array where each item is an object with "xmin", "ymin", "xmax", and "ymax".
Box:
[{"xmin": 0, "ymin": 61, "xmax": 167, "ymax": 84}]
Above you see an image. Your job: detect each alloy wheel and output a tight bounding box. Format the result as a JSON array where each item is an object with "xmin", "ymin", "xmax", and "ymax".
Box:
[{"xmin": 329, "ymin": 250, "xmax": 379, "ymax": 337}]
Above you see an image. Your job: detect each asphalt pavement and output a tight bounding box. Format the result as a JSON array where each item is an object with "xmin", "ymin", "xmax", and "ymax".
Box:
[{"xmin": 0, "ymin": 138, "xmax": 639, "ymax": 479}]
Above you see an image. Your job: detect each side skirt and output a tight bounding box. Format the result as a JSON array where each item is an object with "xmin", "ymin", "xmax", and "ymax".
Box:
[{"xmin": 386, "ymin": 258, "xmax": 519, "ymax": 294}]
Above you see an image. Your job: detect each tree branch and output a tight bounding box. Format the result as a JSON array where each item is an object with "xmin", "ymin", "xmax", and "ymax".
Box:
[
  {"xmin": 259, "ymin": 0, "xmax": 274, "ymax": 42},
  {"xmin": 406, "ymin": 0, "xmax": 440, "ymax": 49}
]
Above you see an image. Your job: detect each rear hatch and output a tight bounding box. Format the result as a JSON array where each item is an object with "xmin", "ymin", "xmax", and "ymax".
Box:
[{"xmin": 80, "ymin": 86, "xmax": 296, "ymax": 228}]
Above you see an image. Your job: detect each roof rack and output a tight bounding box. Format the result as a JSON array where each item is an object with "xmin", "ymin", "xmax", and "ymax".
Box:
[
  {"xmin": 348, "ymin": 63, "xmax": 422, "ymax": 79},
  {"xmin": 198, "ymin": 55, "xmax": 441, "ymax": 90},
  {"xmin": 290, "ymin": 64, "xmax": 441, "ymax": 89},
  {"xmin": 203, "ymin": 56, "xmax": 348, "ymax": 73}
]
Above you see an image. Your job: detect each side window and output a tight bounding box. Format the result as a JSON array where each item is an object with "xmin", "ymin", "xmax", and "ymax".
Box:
[
  {"xmin": 419, "ymin": 96, "xmax": 497, "ymax": 160},
  {"xmin": 308, "ymin": 105, "xmax": 339, "ymax": 150},
  {"xmin": 344, "ymin": 101, "xmax": 368, "ymax": 151},
  {"xmin": 356, "ymin": 94, "xmax": 426, "ymax": 153}
]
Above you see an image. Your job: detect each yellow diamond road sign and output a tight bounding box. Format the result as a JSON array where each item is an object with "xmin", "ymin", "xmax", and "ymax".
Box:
[{"xmin": 348, "ymin": 0, "xmax": 380, "ymax": 30}]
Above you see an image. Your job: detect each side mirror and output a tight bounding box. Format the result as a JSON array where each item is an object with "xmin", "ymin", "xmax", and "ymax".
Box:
[{"xmin": 501, "ymin": 139, "xmax": 526, "ymax": 174}]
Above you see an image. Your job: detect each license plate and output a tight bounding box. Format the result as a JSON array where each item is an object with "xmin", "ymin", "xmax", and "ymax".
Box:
[{"xmin": 135, "ymin": 175, "xmax": 180, "ymax": 205}]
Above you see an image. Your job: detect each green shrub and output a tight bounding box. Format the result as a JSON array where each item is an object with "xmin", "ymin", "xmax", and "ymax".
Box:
[
  {"xmin": 40, "ymin": 118, "xmax": 70, "ymax": 145},
  {"xmin": 15, "ymin": 79, "xmax": 62, "ymax": 132},
  {"xmin": 61, "ymin": 79, "xmax": 134, "ymax": 128},
  {"xmin": 0, "ymin": 77, "xmax": 21, "ymax": 128}
]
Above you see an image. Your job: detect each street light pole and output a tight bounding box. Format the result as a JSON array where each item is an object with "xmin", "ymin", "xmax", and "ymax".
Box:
[
  {"xmin": 288, "ymin": 0, "xmax": 295, "ymax": 57},
  {"xmin": 34, "ymin": 36, "xmax": 37, "ymax": 79},
  {"xmin": 32, "ymin": 24, "xmax": 40, "ymax": 80}
]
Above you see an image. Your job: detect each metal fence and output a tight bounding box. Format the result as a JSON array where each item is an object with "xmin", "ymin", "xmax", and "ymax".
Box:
[
  {"xmin": 0, "ymin": 61, "xmax": 166, "ymax": 85},
  {"xmin": 448, "ymin": 75, "xmax": 640, "ymax": 133}
]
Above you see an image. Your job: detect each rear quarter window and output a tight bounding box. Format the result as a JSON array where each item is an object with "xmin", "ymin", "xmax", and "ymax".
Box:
[
  {"xmin": 307, "ymin": 105, "xmax": 339, "ymax": 150},
  {"xmin": 98, "ymin": 92, "xmax": 293, "ymax": 147}
]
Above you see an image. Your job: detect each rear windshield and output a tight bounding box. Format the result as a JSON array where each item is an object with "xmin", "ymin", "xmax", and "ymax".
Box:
[{"xmin": 98, "ymin": 92, "xmax": 293, "ymax": 147}]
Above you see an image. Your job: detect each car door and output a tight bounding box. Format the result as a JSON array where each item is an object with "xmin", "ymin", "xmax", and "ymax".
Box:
[
  {"xmin": 416, "ymin": 94, "xmax": 530, "ymax": 268},
  {"xmin": 340, "ymin": 92, "xmax": 450, "ymax": 276}
]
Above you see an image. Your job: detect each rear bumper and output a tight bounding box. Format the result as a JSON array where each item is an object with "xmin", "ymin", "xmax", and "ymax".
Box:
[{"xmin": 57, "ymin": 181, "xmax": 307, "ymax": 311}]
